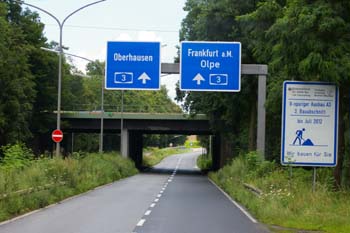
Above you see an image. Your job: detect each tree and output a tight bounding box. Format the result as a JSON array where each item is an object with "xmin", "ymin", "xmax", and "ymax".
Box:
[
  {"xmin": 238, "ymin": 0, "xmax": 350, "ymax": 187},
  {"xmin": 0, "ymin": 1, "xmax": 36, "ymax": 145},
  {"xmin": 178, "ymin": 0, "xmax": 260, "ymax": 156}
]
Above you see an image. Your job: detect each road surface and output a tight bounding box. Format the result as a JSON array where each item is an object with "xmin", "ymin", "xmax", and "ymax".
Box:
[{"xmin": 0, "ymin": 150, "xmax": 269, "ymax": 233}]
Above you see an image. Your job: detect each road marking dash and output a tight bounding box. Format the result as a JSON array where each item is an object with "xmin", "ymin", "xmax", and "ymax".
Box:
[
  {"xmin": 157, "ymin": 194, "xmax": 162, "ymax": 198},
  {"xmin": 150, "ymin": 203, "xmax": 156, "ymax": 208},
  {"xmin": 137, "ymin": 219, "xmax": 146, "ymax": 226},
  {"xmin": 145, "ymin": 210, "xmax": 151, "ymax": 216},
  {"xmin": 154, "ymin": 198, "xmax": 159, "ymax": 202}
]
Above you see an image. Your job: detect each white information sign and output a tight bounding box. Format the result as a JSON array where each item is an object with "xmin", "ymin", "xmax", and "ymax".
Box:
[{"xmin": 281, "ymin": 81, "xmax": 338, "ymax": 167}]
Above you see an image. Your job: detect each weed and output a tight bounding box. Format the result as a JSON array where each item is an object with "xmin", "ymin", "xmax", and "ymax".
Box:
[{"xmin": 210, "ymin": 151, "xmax": 350, "ymax": 233}]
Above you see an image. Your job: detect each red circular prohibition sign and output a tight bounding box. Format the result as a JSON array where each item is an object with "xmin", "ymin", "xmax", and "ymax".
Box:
[{"xmin": 52, "ymin": 129, "xmax": 63, "ymax": 143}]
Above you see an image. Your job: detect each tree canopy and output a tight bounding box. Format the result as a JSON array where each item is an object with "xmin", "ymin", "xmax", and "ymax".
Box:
[
  {"xmin": 178, "ymin": 0, "xmax": 350, "ymax": 187},
  {"xmin": 0, "ymin": 1, "xmax": 181, "ymax": 154}
]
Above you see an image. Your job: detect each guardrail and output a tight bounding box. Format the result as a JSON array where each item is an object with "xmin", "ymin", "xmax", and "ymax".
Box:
[{"xmin": 61, "ymin": 104, "xmax": 186, "ymax": 114}]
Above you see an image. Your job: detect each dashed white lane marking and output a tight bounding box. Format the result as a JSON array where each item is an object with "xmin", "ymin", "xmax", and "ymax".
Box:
[
  {"xmin": 135, "ymin": 160, "xmax": 182, "ymax": 230},
  {"xmin": 208, "ymin": 178, "xmax": 258, "ymax": 223},
  {"xmin": 137, "ymin": 219, "xmax": 146, "ymax": 226},
  {"xmin": 144, "ymin": 210, "xmax": 151, "ymax": 216}
]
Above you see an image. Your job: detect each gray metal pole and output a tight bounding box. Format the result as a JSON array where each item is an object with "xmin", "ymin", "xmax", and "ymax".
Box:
[
  {"xmin": 257, "ymin": 75, "xmax": 267, "ymax": 158},
  {"xmin": 120, "ymin": 90, "xmax": 124, "ymax": 155},
  {"xmin": 15, "ymin": 0, "xmax": 107, "ymax": 157},
  {"xmin": 99, "ymin": 72, "xmax": 105, "ymax": 153},
  {"xmin": 312, "ymin": 167, "xmax": 317, "ymax": 192},
  {"xmin": 71, "ymin": 132, "xmax": 74, "ymax": 154},
  {"xmin": 56, "ymin": 25, "xmax": 63, "ymax": 156}
]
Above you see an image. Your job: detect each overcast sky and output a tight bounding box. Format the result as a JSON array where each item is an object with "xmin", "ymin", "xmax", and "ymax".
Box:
[{"xmin": 24, "ymin": 0, "xmax": 188, "ymax": 100}]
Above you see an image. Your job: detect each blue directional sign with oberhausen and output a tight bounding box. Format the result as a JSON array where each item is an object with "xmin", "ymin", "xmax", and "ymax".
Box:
[
  {"xmin": 105, "ymin": 41, "xmax": 160, "ymax": 90},
  {"xmin": 180, "ymin": 41, "xmax": 241, "ymax": 92}
]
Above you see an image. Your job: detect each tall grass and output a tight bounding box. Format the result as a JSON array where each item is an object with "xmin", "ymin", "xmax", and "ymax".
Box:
[
  {"xmin": 196, "ymin": 153, "xmax": 212, "ymax": 171},
  {"xmin": 0, "ymin": 152, "xmax": 138, "ymax": 222},
  {"xmin": 210, "ymin": 152, "xmax": 350, "ymax": 233}
]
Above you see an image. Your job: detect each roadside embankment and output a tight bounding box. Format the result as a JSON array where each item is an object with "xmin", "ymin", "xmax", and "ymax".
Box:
[
  {"xmin": 209, "ymin": 151, "xmax": 350, "ymax": 233},
  {"xmin": 0, "ymin": 151, "xmax": 138, "ymax": 222}
]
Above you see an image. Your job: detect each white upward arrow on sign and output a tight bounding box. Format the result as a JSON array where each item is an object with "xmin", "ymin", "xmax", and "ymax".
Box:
[
  {"xmin": 193, "ymin": 73, "xmax": 205, "ymax": 85},
  {"xmin": 138, "ymin": 72, "xmax": 151, "ymax": 84}
]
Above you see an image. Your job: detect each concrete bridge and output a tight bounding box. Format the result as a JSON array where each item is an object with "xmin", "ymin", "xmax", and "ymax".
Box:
[
  {"xmin": 61, "ymin": 111, "xmax": 231, "ymax": 170},
  {"xmin": 60, "ymin": 63, "xmax": 267, "ymax": 170}
]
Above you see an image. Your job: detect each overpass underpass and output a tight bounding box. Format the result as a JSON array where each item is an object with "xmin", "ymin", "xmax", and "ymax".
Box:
[{"xmin": 60, "ymin": 111, "xmax": 233, "ymax": 170}]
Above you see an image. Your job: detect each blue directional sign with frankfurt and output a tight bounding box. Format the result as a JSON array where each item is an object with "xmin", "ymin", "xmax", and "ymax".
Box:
[
  {"xmin": 105, "ymin": 41, "xmax": 161, "ymax": 90},
  {"xmin": 180, "ymin": 41, "xmax": 241, "ymax": 92}
]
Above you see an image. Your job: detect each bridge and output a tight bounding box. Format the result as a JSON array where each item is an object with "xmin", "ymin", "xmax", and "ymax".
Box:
[
  {"xmin": 60, "ymin": 111, "xmax": 232, "ymax": 170},
  {"xmin": 60, "ymin": 63, "xmax": 268, "ymax": 170}
]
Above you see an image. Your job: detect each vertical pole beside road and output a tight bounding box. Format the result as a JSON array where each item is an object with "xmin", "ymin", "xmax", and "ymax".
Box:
[
  {"xmin": 15, "ymin": 0, "xmax": 107, "ymax": 156},
  {"xmin": 99, "ymin": 71, "xmax": 105, "ymax": 153},
  {"xmin": 257, "ymin": 74, "xmax": 267, "ymax": 157},
  {"xmin": 120, "ymin": 90, "xmax": 125, "ymax": 156},
  {"xmin": 312, "ymin": 167, "xmax": 317, "ymax": 192}
]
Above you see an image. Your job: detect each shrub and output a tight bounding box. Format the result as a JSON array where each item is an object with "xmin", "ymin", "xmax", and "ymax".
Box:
[
  {"xmin": 0, "ymin": 152, "xmax": 138, "ymax": 222},
  {"xmin": 210, "ymin": 151, "xmax": 350, "ymax": 233},
  {"xmin": 0, "ymin": 143, "xmax": 34, "ymax": 170}
]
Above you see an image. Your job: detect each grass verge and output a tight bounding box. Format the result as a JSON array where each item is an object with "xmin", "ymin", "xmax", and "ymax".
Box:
[
  {"xmin": 209, "ymin": 151, "xmax": 350, "ymax": 233},
  {"xmin": 0, "ymin": 152, "xmax": 138, "ymax": 222},
  {"xmin": 143, "ymin": 147, "xmax": 190, "ymax": 167},
  {"xmin": 196, "ymin": 153, "xmax": 212, "ymax": 171}
]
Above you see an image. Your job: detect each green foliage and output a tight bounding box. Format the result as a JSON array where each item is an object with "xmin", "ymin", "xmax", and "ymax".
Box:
[
  {"xmin": 184, "ymin": 140, "xmax": 201, "ymax": 148},
  {"xmin": 143, "ymin": 134, "xmax": 186, "ymax": 148},
  {"xmin": 0, "ymin": 152, "xmax": 138, "ymax": 222},
  {"xmin": 0, "ymin": 143, "xmax": 34, "ymax": 169},
  {"xmin": 179, "ymin": 0, "xmax": 350, "ymax": 186},
  {"xmin": 196, "ymin": 153, "xmax": 212, "ymax": 171},
  {"xmin": 210, "ymin": 151, "xmax": 350, "ymax": 232}
]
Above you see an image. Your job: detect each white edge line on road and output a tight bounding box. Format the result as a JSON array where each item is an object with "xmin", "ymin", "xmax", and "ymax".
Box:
[
  {"xmin": 208, "ymin": 178, "xmax": 258, "ymax": 223},
  {"xmin": 136, "ymin": 219, "xmax": 146, "ymax": 226}
]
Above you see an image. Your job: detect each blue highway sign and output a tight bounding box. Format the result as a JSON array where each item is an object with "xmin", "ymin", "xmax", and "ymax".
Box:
[
  {"xmin": 105, "ymin": 41, "xmax": 160, "ymax": 90},
  {"xmin": 180, "ymin": 41, "xmax": 241, "ymax": 92}
]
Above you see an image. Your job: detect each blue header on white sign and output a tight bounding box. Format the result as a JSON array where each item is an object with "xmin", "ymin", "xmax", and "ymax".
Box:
[
  {"xmin": 180, "ymin": 41, "xmax": 241, "ymax": 92},
  {"xmin": 105, "ymin": 41, "xmax": 160, "ymax": 90}
]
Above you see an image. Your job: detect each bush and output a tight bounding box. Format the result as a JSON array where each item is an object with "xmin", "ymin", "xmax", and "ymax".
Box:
[
  {"xmin": 0, "ymin": 152, "xmax": 138, "ymax": 222},
  {"xmin": 210, "ymin": 151, "xmax": 350, "ymax": 233},
  {"xmin": 0, "ymin": 143, "xmax": 34, "ymax": 170},
  {"xmin": 196, "ymin": 153, "xmax": 212, "ymax": 170},
  {"xmin": 184, "ymin": 140, "xmax": 201, "ymax": 148}
]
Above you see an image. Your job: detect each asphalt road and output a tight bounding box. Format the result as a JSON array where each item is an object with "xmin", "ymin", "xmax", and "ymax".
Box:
[
  {"xmin": 0, "ymin": 150, "xmax": 269, "ymax": 233},
  {"xmin": 134, "ymin": 151, "xmax": 269, "ymax": 233}
]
